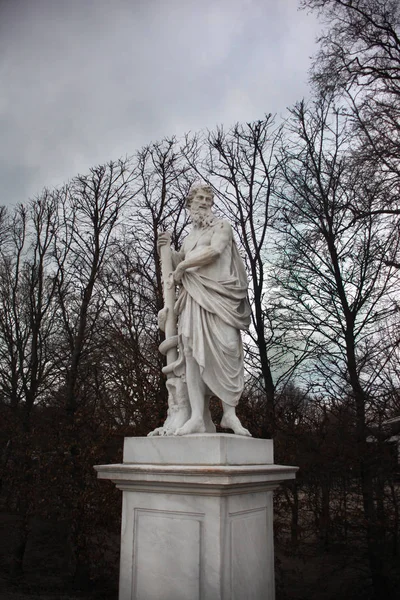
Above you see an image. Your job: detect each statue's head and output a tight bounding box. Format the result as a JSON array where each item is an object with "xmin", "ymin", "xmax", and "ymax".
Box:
[{"xmin": 185, "ymin": 181, "xmax": 214, "ymax": 209}]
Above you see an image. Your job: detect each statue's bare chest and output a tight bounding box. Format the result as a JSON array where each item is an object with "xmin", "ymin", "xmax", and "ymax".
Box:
[{"xmin": 183, "ymin": 228, "xmax": 213, "ymax": 253}]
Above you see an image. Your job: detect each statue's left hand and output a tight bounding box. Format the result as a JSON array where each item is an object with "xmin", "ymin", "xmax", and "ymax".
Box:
[{"xmin": 157, "ymin": 230, "xmax": 171, "ymax": 253}]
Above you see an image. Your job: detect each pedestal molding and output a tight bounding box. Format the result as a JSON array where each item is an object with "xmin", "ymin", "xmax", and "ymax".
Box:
[
  {"xmin": 95, "ymin": 463, "xmax": 297, "ymax": 496},
  {"xmin": 95, "ymin": 462, "xmax": 297, "ymax": 477}
]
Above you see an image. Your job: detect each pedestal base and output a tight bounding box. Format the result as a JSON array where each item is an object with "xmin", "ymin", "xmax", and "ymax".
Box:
[{"xmin": 95, "ymin": 435, "xmax": 297, "ymax": 600}]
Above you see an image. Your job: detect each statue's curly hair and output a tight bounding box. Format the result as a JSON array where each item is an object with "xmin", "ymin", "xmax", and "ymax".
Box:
[{"xmin": 185, "ymin": 181, "xmax": 214, "ymax": 208}]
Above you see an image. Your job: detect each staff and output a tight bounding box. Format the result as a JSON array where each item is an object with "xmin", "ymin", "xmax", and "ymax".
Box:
[{"xmin": 158, "ymin": 231, "xmax": 178, "ymax": 369}]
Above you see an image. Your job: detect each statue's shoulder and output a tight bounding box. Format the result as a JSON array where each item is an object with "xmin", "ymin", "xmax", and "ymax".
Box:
[{"xmin": 211, "ymin": 218, "xmax": 232, "ymax": 234}]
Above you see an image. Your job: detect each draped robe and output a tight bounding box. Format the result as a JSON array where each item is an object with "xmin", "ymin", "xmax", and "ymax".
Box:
[{"xmin": 174, "ymin": 220, "xmax": 251, "ymax": 406}]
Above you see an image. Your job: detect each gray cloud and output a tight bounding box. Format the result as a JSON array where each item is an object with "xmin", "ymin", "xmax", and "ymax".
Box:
[{"xmin": 0, "ymin": 0, "xmax": 320, "ymax": 206}]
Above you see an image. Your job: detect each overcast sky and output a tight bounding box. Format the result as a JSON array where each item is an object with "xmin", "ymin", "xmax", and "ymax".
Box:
[{"xmin": 0, "ymin": 0, "xmax": 320, "ymax": 207}]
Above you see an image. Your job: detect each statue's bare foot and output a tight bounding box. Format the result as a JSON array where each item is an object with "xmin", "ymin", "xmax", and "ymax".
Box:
[
  {"xmin": 220, "ymin": 413, "xmax": 252, "ymax": 437},
  {"xmin": 164, "ymin": 408, "xmax": 191, "ymax": 435},
  {"xmin": 175, "ymin": 416, "xmax": 206, "ymax": 435},
  {"xmin": 148, "ymin": 426, "xmax": 164, "ymax": 437}
]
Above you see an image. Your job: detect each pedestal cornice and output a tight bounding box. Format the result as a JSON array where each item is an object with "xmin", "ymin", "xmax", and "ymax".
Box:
[{"xmin": 94, "ymin": 462, "xmax": 298, "ymax": 495}]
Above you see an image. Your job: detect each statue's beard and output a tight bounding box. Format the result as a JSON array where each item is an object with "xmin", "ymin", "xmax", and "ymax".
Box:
[{"xmin": 190, "ymin": 208, "xmax": 215, "ymax": 228}]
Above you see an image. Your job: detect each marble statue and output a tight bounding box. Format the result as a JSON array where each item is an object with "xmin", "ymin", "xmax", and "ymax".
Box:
[{"xmin": 149, "ymin": 182, "xmax": 252, "ymax": 437}]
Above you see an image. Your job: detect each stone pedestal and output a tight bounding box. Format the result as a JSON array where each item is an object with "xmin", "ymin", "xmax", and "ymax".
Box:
[{"xmin": 95, "ymin": 434, "xmax": 297, "ymax": 600}]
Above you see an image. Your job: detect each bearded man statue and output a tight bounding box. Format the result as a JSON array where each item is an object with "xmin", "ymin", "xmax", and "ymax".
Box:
[{"xmin": 156, "ymin": 182, "xmax": 252, "ymax": 436}]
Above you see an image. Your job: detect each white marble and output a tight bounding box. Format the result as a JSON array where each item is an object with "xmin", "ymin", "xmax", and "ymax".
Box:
[
  {"xmin": 124, "ymin": 433, "xmax": 274, "ymax": 465},
  {"xmin": 133, "ymin": 510, "xmax": 201, "ymax": 599},
  {"xmin": 95, "ymin": 437, "xmax": 297, "ymax": 600},
  {"xmin": 149, "ymin": 182, "xmax": 252, "ymax": 437}
]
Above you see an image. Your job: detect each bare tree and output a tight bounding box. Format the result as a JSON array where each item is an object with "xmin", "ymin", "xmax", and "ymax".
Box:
[
  {"xmin": 53, "ymin": 159, "xmax": 139, "ymax": 421},
  {"xmin": 0, "ymin": 191, "xmax": 68, "ymax": 575},
  {"xmin": 104, "ymin": 139, "xmax": 192, "ymax": 432},
  {"xmin": 0, "ymin": 193, "xmax": 62, "ymax": 427},
  {"xmin": 301, "ymin": 0, "xmax": 400, "ymax": 222},
  {"xmin": 182, "ymin": 118, "xmax": 290, "ymax": 435},
  {"xmin": 276, "ymin": 94, "xmax": 400, "ymax": 597}
]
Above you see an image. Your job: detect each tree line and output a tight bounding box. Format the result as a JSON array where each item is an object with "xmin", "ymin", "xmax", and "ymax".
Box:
[{"xmin": 1, "ymin": 1, "xmax": 399, "ymax": 598}]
